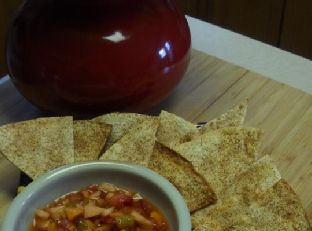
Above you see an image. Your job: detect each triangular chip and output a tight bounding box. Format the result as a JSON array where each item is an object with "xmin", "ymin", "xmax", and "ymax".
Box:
[
  {"xmin": 191, "ymin": 155, "xmax": 278, "ymax": 226},
  {"xmin": 307, "ymin": 204, "xmax": 312, "ymax": 226},
  {"xmin": 192, "ymin": 199, "xmax": 291, "ymax": 231},
  {"xmin": 192, "ymin": 180, "xmax": 311, "ymax": 231},
  {"xmin": 73, "ymin": 120, "xmax": 112, "ymax": 162},
  {"xmin": 192, "ymin": 155, "xmax": 283, "ymax": 230},
  {"xmin": 200, "ymin": 99, "xmax": 248, "ymax": 133},
  {"xmin": 157, "ymin": 101, "xmax": 248, "ymax": 151},
  {"xmin": 0, "ymin": 117, "xmax": 74, "ymax": 179},
  {"xmin": 93, "ymin": 113, "xmax": 152, "ymax": 150},
  {"xmin": 156, "ymin": 110, "xmax": 198, "ymax": 150},
  {"xmin": 175, "ymin": 127, "xmax": 263, "ymax": 195},
  {"xmin": 99, "ymin": 118, "xmax": 158, "ymax": 166},
  {"xmin": 222, "ymin": 155, "xmax": 281, "ymax": 202},
  {"xmin": 192, "ymin": 202, "xmax": 255, "ymax": 231},
  {"xmin": 148, "ymin": 142, "xmax": 216, "ymax": 212},
  {"xmin": 193, "ymin": 221, "xmax": 223, "ymax": 231},
  {"xmin": 257, "ymin": 179, "xmax": 311, "ymax": 230}
]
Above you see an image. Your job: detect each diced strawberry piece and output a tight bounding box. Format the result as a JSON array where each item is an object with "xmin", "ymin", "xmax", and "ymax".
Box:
[
  {"xmin": 99, "ymin": 216, "xmax": 115, "ymax": 225},
  {"xmin": 141, "ymin": 200, "xmax": 153, "ymax": 214},
  {"xmin": 109, "ymin": 193, "xmax": 133, "ymax": 209},
  {"xmin": 87, "ymin": 184, "xmax": 99, "ymax": 192},
  {"xmin": 66, "ymin": 193, "xmax": 82, "ymax": 202}
]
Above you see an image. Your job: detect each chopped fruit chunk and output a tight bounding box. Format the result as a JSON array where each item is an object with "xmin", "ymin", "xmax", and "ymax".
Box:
[
  {"xmin": 84, "ymin": 205, "xmax": 104, "ymax": 218},
  {"xmin": 65, "ymin": 207, "xmax": 83, "ymax": 221},
  {"xmin": 28, "ymin": 183, "xmax": 169, "ymax": 231},
  {"xmin": 35, "ymin": 209, "xmax": 50, "ymax": 219},
  {"xmin": 131, "ymin": 211, "xmax": 153, "ymax": 226}
]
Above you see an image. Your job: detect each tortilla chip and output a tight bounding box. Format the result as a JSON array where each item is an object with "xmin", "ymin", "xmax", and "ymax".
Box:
[
  {"xmin": 307, "ymin": 205, "xmax": 312, "ymax": 228},
  {"xmin": 192, "ymin": 179, "xmax": 311, "ymax": 231},
  {"xmin": 157, "ymin": 101, "xmax": 248, "ymax": 150},
  {"xmin": 156, "ymin": 110, "xmax": 198, "ymax": 150},
  {"xmin": 192, "ymin": 202, "xmax": 251, "ymax": 231},
  {"xmin": 222, "ymin": 155, "xmax": 281, "ymax": 203},
  {"xmin": 99, "ymin": 118, "xmax": 158, "ymax": 166},
  {"xmin": 193, "ymin": 221, "xmax": 223, "ymax": 231},
  {"xmin": 192, "ymin": 200, "xmax": 292, "ymax": 231},
  {"xmin": 192, "ymin": 155, "xmax": 280, "ymax": 225},
  {"xmin": 192, "ymin": 155, "xmax": 283, "ymax": 231},
  {"xmin": 200, "ymin": 99, "xmax": 248, "ymax": 133},
  {"xmin": 73, "ymin": 120, "xmax": 112, "ymax": 162},
  {"xmin": 0, "ymin": 117, "xmax": 74, "ymax": 179},
  {"xmin": 148, "ymin": 142, "xmax": 216, "ymax": 212},
  {"xmin": 93, "ymin": 113, "xmax": 152, "ymax": 150},
  {"xmin": 257, "ymin": 179, "xmax": 311, "ymax": 230},
  {"xmin": 175, "ymin": 127, "xmax": 263, "ymax": 195}
]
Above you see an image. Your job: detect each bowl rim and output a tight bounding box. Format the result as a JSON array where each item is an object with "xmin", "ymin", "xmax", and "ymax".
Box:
[{"xmin": 2, "ymin": 160, "xmax": 191, "ymax": 231}]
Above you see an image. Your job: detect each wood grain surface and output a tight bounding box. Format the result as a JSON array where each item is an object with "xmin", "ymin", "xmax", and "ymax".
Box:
[{"xmin": 0, "ymin": 49, "xmax": 311, "ymax": 225}]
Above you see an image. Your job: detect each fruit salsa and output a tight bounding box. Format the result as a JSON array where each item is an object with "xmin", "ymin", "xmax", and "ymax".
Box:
[{"xmin": 28, "ymin": 183, "xmax": 170, "ymax": 231}]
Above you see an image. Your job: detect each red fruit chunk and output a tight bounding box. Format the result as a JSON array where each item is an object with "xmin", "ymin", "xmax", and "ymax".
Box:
[{"xmin": 109, "ymin": 193, "xmax": 133, "ymax": 209}]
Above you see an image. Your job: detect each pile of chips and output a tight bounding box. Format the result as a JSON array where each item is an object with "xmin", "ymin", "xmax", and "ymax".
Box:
[{"xmin": 0, "ymin": 101, "xmax": 311, "ymax": 230}]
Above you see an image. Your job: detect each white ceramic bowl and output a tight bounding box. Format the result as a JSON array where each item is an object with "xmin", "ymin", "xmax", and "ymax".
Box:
[{"xmin": 2, "ymin": 161, "xmax": 191, "ymax": 231}]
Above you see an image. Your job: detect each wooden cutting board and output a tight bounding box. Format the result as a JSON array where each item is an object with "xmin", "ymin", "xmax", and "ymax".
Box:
[{"xmin": 0, "ymin": 49, "xmax": 311, "ymax": 225}]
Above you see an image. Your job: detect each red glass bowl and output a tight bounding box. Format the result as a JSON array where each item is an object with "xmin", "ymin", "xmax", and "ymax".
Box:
[{"xmin": 6, "ymin": 0, "xmax": 191, "ymax": 116}]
